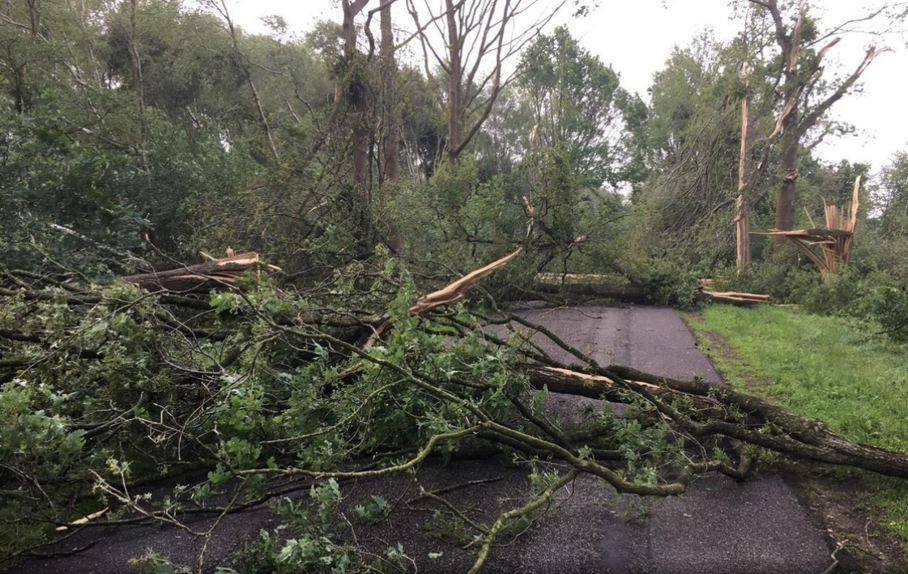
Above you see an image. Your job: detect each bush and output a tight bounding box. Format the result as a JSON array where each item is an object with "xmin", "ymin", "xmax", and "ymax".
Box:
[{"xmin": 860, "ymin": 286, "xmax": 908, "ymax": 343}]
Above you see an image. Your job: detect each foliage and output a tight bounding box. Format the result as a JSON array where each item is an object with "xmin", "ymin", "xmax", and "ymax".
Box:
[
  {"xmin": 687, "ymin": 305, "xmax": 908, "ymax": 541},
  {"xmin": 235, "ymin": 482, "xmax": 408, "ymax": 574},
  {"xmin": 861, "ymin": 287, "xmax": 908, "ymax": 343},
  {"xmin": 628, "ymin": 33, "xmax": 763, "ymax": 268},
  {"xmin": 516, "ymin": 27, "xmax": 630, "ymax": 189},
  {"xmin": 875, "ymin": 152, "xmax": 908, "ymax": 238}
]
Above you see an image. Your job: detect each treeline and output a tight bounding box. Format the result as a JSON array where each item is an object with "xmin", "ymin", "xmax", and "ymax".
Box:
[
  {"xmin": 0, "ymin": 0, "xmax": 628, "ymax": 286},
  {"xmin": 2, "ymin": 0, "xmax": 907, "ymax": 298}
]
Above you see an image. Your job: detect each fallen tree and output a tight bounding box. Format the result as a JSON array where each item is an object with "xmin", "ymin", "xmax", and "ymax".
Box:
[
  {"xmin": 1, "ymin": 250, "xmax": 907, "ymax": 572},
  {"xmin": 121, "ymin": 251, "xmax": 282, "ymax": 292}
]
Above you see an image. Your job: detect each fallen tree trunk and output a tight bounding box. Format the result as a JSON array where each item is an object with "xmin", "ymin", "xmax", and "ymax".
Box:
[
  {"xmin": 6, "ymin": 248, "xmax": 908, "ymax": 573},
  {"xmin": 525, "ymin": 365, "xmax": 728, "ymax": 417},
  {"xmin": 522, "ymin": 360, "xmax": 908, "ymax": 479},
  {"xmin": 122, "ymin": 252, "xmax": 280, "ymax": 293},
  {"xmin": 10, "ymin": 251, "xmax": 904, "ymax": 482},
  {"xmin": 534, "ymin": 280, "xmax": 646, "ymax": 301},
  {"xmin": 698, "ymin": 290, "xmax": 770, "ymax": 306}
]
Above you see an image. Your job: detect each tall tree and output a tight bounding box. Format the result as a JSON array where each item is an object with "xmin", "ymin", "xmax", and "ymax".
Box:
[
  {"xmin": 407, "ymin": 0, "xmax": 566, "ymax": 165},
  {"xmin": 209, "ymin": 0, "xmax": 280, "ymax": 162},
  {"xmin": 736, "ymin": 63, "xmax": 754, "ymax": 271},
  {"xmin": 379, "ymin": 0, "xmax": 403, "ymax": 252},
  {"xmin": 340, "ymin": 0, "xmax": 371, "ymax": 200},
  {"xmin": 631, "ymin": 34, "xmax": 756, "ymax": 265},
  {"xmin": 379, "ymin": 0, "xmax": 400, "ymax": 183},
  {"xmin": 747, "ymin": 0, "xmax": 889, "ymax": 244},
  {"xmin": 876, "ymin": 152, "xmax": 908, "ymax": 238},
  {"xmin": 517, "ymin": 26, "xmax": 629, "ymax": 189}
]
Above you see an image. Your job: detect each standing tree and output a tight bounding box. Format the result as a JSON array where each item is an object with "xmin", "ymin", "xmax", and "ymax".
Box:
[
  {"xmin": 406, "ymin": 0, "xmax": 567, "ymax": 167},
  {"xmin": 876, "ymin": 152, "xmax": 908, "ymax": 238},
  {"xmin": 736, "ymin": 63, "xmax": 754, "ymax": 271},
  {"xmin": 206, "ymin": 0, "xmax": 281, "ymax": 163},
  {"xmin": 379, "ymin": 0, "xmax": 403, "ymax": 252},
  {"xmin": 517, "ymin": 26, "xmax": 630, "ymax": 189},
  {"xmin": 747, "ymin": 0, "xmax": 890, "ymax": 245},
  {"xmin": 379, "ymin": 0, "xmax": 401, "ymax": 184},
  {"xmin": 630, "ymin": 35, "xmax": 749, "ymax": 264},
  {"xmin": 340, "ymin": 0, "xmax": 371, "ymax": 201}
]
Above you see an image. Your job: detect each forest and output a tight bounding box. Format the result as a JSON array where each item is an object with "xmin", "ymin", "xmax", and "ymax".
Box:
[{"xmin": 3, "ymin": 0, "xmax": 908, "ymax": 572}]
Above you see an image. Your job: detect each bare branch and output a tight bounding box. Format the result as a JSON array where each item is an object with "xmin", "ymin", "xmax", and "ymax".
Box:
[{"xmin": 797, "ymin": 45, "xmax": 889, "ymax": 138}]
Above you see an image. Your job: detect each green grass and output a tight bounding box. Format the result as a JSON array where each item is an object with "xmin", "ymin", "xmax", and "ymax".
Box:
[{"xmin": 685, "ymin": 304, "xmax": 908, "ymax": 541}]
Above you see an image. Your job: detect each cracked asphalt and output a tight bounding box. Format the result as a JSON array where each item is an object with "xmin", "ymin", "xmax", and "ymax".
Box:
[{"xmin": 4, "ymin": 306, "xmax": 833, "ymax": 574}]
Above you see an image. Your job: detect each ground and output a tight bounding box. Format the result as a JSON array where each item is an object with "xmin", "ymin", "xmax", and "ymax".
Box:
[{"xmin": 685, "ymin": 309, "xmax": 908, "ymax": 574}]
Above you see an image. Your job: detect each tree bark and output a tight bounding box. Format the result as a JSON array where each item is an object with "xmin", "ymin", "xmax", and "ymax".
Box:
[
  {"xmin": 445, "ymin": 0, "xmax": 464, "ymax": 164},
  {"xmin": 747, "ymin": 0, "xmax": 884, "ymax": 251},
  {"xmin": 775, "ymin": 109, "xmax": 799, "ymax": 247},
  {"xmin": 736, "ymin": 64, "xmax": 753, "ymax": 270},
  {"xmin": 341, "ymin": 0, "xmax": 373, "ymax": 248},
  {"xmin": 128, "ymin": 0, "xmax": 149, "ymax": 171},
  {"xmin": 526, "ymin": 362, "xmax": 908, "ymax": 480},
  {"xmin": 380, "ymin": 0, "xmax": 400, "ymax": 183},
  {"xmin": 380, "ymin": 0, "xmax": 402, "ymax": 253},
  {"xmin": 534, "ymin": 280, "xmax": 646, "ymax": 302},
  {"xmin": 121, "ymin": 253, "xmax": 279, "ymax": 293}
]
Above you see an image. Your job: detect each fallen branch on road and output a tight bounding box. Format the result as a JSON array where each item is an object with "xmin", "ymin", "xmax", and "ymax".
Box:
[{"xmin": 2, "ymin": 250, "xmax": 907, "ymax": 572}]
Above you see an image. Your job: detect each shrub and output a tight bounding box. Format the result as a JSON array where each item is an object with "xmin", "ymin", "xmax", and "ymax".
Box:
[{"xmin": 860, "ymin": 286, "xmax": 908, "ymax": 342}]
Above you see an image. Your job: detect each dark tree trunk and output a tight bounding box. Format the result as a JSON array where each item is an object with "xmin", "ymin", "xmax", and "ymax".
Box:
[
  {"xmin": 776, "ymin": 109, "xmax": 799, "ymax": 248},
  {"xmin": 380, "ymin": 0, "xmax": 400, "ymax": 183},
  {"xmin": 341, "ymin": 0, "xmax": 372, "ymax": 249},
  {"xmin": 445, "ymin": 0, "xmax": 464, "ymax": 165},
  {"xmin": 379, "ymin": 0, "xmax": 402, "ymax": 253}
]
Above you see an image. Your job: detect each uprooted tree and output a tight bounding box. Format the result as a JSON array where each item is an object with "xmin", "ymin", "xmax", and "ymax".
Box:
[{"xmin": 2, "ymin": 248, "xmax": 908, "ymax": 572}]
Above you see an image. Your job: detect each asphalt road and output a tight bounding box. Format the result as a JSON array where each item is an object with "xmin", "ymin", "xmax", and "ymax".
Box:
[{"xmin": 4, "ymin": 306, "xmax": 833, "ymax": 574}]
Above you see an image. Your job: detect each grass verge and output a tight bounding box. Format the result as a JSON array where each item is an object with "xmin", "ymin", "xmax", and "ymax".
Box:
[{"xmin": 684, "ymin": 304, "xmax": 908, "ymax": 546}]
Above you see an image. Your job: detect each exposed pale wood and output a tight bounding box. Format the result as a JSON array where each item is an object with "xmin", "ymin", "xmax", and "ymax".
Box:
[
  {"xmin": 736, "ymin": 62, "xmax": 753, "ymax": 272},
  {"xmin": 364, "ymin": 248, "xmax": 523, "ymax": 348},
  {"xmin": 755, "ymin": 180, "xmax": 861, "ymax": 275},
  {"xmin": 122, "ymin": 252, "xmax": 281, "ymax": 293},
  {"xmin": 704, "ymin": 291, "xmax": 770, "ymax": 301},
  {"xmin": 699, "ymin": 279, "xmax": 769, "ymax": 306},
  {"xmin": 55, "ymin": 507, "xmax": 109, "ymax": 531},
  {"xmin": 411, "ymin": 248, "xmax": 522, "ymax": 314}
]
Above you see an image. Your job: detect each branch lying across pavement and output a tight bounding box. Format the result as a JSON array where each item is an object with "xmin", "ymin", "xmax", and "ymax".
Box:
[{"xmin": 4, "ymin": 248, "xmax": 908, "ymax": 572}]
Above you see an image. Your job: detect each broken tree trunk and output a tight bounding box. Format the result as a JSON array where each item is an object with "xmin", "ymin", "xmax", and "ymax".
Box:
[
  {"xmin": 535, "ymin": 273, "xmax": 645, "ymax": 302},
  {"xmin": 122, "ymin": 252, "xmax": 281, "ymax": 293},
  {"xmin": 756, "ymin": 176, "xmax": 861, "ymax": 275},
  {"xmin": 736, "ymin": 63, "xmax": 753, "ymax": 272}
]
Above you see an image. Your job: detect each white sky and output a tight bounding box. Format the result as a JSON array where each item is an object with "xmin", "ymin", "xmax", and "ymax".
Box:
[{"xmin": 225, "ymin": 0, "xmax": 908, "ymax": 169}]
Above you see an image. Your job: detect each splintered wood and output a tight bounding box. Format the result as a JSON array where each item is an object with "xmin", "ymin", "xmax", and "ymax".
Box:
[
  {"xmin": 122, "ymin": 251, "xmax": 282, "ymax": 292},
  {"xmin": 363, "ymin": 248, "xmax": 523, "ymax": 348},
  {"xmin": 758, "ymin": 176, "xmax": 861, "ymax": 275}
]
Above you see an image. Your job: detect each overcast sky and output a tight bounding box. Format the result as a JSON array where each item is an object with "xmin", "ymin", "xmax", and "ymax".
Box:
[{"xmin": 224, "ymin": 0, "xmax": 907, "ymax": 170}]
